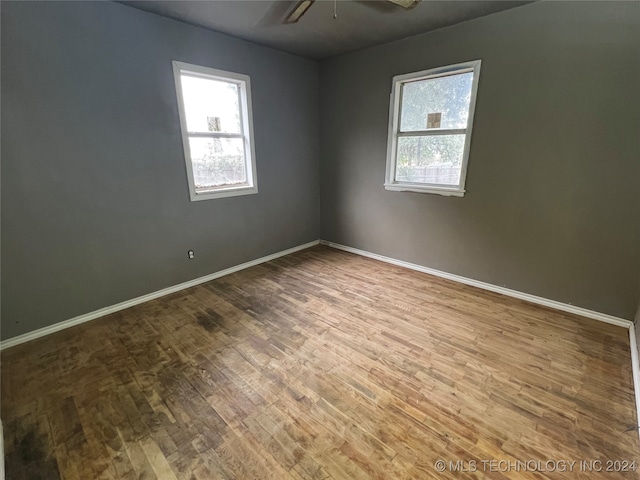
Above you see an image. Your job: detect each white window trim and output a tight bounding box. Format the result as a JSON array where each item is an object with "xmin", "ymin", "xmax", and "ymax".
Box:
[
  {"xmin": 172, "ymin": 61, "xmax": 258, "ymax": 201},
  {"xmin": 384, "ymin": 60, "xmax": 481, "ymax": 197}
]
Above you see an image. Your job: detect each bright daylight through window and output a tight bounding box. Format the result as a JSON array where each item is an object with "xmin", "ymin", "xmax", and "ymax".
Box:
[
  {"xmin": 385, "ymin": 60, "xmax": 481, "ymax": 196},
  {"xmin": 173, "ymin": 61, "xmax": 257, "ymax": 201}
]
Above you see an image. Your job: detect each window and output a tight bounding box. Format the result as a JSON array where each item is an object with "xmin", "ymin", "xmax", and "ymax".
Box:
[
  {"xmin": 385, "ymin": 60, "xmax": 481, "ymax": 197},
  {"xmin": 173, "ymin": 61, "xmax": 257, "ymax": 201}
]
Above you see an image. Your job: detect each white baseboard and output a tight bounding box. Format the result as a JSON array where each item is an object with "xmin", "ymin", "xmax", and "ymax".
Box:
[
  {"xmin": 320, "ymin": 240, "xmax": 633, "ymax": 329},
  {"xmin": 629, "ymin": 326, "xmax": 640, "ymax": 437},
  {"xmin": 0, "ymin": 240, "xmax": 320, "ymax": 351},
  {"xmin": 0, "ymin": 419, "xmax": 4, "ymax": 480}
]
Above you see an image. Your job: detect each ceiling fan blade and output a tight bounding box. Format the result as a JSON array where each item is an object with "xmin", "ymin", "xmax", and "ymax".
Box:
[
  {"xmin": 284, "ymin": 0, "xmax": 316, "ymax": 24},
  {"xmin": 257, "ymin": 1, "xmax": 297, "ymax": 27},
  {"xmin": 387, "ymin": 0, "xmax": 422, "ymax": 9}
]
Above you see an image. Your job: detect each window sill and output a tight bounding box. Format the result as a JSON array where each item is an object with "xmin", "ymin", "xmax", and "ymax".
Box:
[
  {"xmin": 190, "ymin": 185, "xmax": 258, "ymax": 201},
  {"xmin": 384, "ymin": 183, "xmax": 465, "ymax": 197}
]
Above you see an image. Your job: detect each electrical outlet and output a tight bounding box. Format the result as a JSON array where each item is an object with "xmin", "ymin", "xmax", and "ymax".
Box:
[{"xmin": 188, "ymin": 250, "xmax": 195, "ymax": 259}]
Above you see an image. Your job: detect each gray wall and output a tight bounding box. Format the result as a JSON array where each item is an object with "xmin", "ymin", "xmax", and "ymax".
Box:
[
  {"xmin": 1, "ymin": 1, "xmax": 320, "ymax": 340},
  {"xmin": 319, "ymin": 1, "xmax": 640, "ymax": 319}
]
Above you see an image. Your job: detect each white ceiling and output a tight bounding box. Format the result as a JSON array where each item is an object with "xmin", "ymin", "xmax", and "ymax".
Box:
[{"xmin": 121, "ymin": 0, "xmax": 533, "ymax": 59}]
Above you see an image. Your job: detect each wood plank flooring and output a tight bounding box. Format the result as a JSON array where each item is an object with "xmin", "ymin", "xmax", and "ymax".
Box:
[{"xmin": 2, "ymin": 245, "xmax": 639, "ymax": 479}]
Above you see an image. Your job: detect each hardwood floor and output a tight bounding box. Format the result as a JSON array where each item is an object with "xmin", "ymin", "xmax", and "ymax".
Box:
[{"xmin": 2, "ymin": 245, "xmax": 639, "ymax": 479}]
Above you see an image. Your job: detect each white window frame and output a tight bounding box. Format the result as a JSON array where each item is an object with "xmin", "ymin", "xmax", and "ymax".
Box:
[
  {"xmin": 172, "ymin": 61, "xmax": 258, "ymax": 201},
  {"xmin": 384, "ymin": 60, "xmax": 481, "ymax": 197}
]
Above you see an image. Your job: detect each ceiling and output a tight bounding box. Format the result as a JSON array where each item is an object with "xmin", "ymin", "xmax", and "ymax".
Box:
[{"xmin": 122, "ymin": 0, "xmax": 533, "ymax": 60}]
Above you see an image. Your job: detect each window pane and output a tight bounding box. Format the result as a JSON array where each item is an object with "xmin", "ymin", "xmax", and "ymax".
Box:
[
  {"xmin": 181, "ymin": 75, "xmax": 241, "ymax": 134},
  {"xmin": 395, "ymin": 135, "xmax": 465, "ymax": 185},
  {"xmin": 188, "ymin": 137, "xmax": 247, "ymax": 190},
  {"xmin": 400, "ymin": 72, "xmax": 473, "ymax": 131}
]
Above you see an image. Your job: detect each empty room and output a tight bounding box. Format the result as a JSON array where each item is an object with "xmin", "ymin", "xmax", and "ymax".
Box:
[{"xmin": 2, "ymin": 0, "xmax": 640, "ymax": 478}]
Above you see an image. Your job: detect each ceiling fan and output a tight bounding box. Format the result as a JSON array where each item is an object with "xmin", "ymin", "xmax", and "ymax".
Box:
[{"xmin": 284, "ymin": 0, "xmax": 422, "ymax": 24}]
